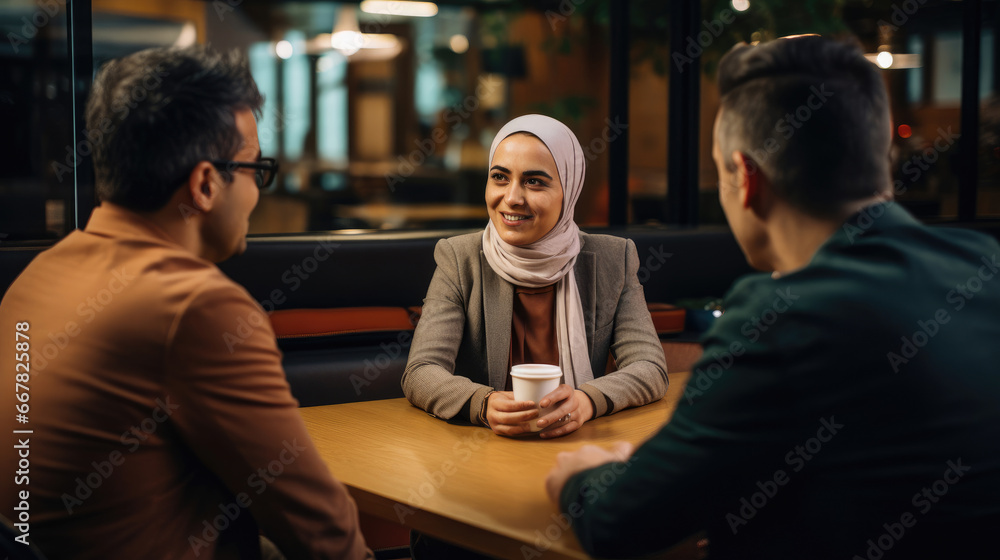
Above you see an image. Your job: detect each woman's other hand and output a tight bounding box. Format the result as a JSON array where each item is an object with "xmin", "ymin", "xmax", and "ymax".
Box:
[{"xmin": 536, "ymin": 384, "xmax": 595, "ymax": 439}]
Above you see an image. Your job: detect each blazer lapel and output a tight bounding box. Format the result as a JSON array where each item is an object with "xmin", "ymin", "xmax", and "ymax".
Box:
[
  {"xmin": 481, "ymin": 252, "xmax": 513, "ymax": 389},
  {"xmin": 574, "ymin": 248, "xmax": 597, "ymax": 361}
]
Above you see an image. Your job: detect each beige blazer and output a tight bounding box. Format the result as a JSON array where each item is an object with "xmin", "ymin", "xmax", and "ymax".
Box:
[{"xmin": 403, "ymin": 231, "xmax": 668, "ymax": 424}]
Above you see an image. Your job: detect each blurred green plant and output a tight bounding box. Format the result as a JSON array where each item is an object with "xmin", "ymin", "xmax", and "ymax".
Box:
[
  {"xmin": 529, "ymin": 95, "xmax": 598, "ymax": 125},
  {"xmin": 476, "ymin": 1, "xmax": 911, "ymax": 125},
  {"xmin": 507, "ymin": 0, "xmax": 887, "ymax": 77}
]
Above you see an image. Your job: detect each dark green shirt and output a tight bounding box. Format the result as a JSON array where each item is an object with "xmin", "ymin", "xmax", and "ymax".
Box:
[{"xmin": 561, "ymin": 203, "xmax": 1000, "ymax": 559}]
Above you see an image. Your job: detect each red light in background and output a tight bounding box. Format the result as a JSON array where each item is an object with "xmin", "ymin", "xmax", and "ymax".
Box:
[{"xmin": 898, "ymin": 124, "xmax": 912, "ymax": 139}]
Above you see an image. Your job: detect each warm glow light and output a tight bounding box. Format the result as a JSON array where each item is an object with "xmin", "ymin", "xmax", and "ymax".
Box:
[
  {"xmin": 360, "ymin": 1, "xmax": 438, "ymax": 18},
  {"xmin": 732, "ymin": 0, "xmax": 750, "ymax": 12},
  {"xmin": 362, "ymin": 34, "xmax": 401, "ymax": 49},
  {"xmin": 331, "ymin": 31, "xmax": 363, "ymax": 55},
  {"xmin": 332, "ymin": 6, "xmax": 362, "ymax": 56},
  {"xmin": 898, "ymin": 124, "xmax": 912, "ymax": 139},
  {"xmin": 449, "ymin": 34, "xmax": 469, "ymax": 54},
  {"xmin": 173, "ymin": 22, "xmax": 197, "ymax": 48},
  {"xmin": 275, "ymin": 40, "xmax": 293, "ymax": 59},
  {"xmin": 864, "ymin": 52, "xmax": 921, "ymax": 69},
  {"xmin": 876, "ymin": 51, "xmax": 894, "ymax": 69},
  {"xmin": 332, "ymin": 32, "xmax": 400, "ymax": 54}
]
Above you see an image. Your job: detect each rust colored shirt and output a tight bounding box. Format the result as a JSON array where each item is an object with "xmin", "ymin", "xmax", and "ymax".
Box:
[
  {"xmin": 508, "ymin": 284, "xmax": 560, "ymax": 389},
  {"xmin": 0, "ymin": 204, "xmax": 370, "ymax": 560}
]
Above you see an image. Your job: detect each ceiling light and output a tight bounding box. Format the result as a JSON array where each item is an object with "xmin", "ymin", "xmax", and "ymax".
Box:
[
  {"xmin": 331, "ymin": 6, "xmax": 363, "ymax": 56},
  {"xmin": 449, "ymin": 34, "xmax": 469, "ymax": 54},
  {"xmin": 331, "ymin": 31, "xmax": 363, "ymax": 55},
  {"xmin": 360, "ymin": 1, "xmax": 438, "ymax": 18},
  {"xmin": 173, "ymin": 22, "xmax": 197, "ymax": 48},
  {"xmin": 275, "ymin": 40, "xmax": 293, "ymax": 59},
  {"xmin": 876, "ymin": 51, "xmax": 893, "ymax": 69},
  {"xmin": 863, "ymin": 52, "xmax": 921, "ymax": 69}
]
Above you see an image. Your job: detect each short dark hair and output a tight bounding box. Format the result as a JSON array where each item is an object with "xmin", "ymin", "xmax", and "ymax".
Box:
[
  {"xmin": 716, "ymin": 36, "xmax": 891, "ymax": 218},
  {"xmin": 86, "ymin": 46, "xmax": 264, "ymax": 212}
]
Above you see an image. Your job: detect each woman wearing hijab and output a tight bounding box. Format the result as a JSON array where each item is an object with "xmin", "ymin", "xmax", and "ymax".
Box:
[{"xmin": 403, "ymin": 114, "xmax": 667, "ymax": 439}]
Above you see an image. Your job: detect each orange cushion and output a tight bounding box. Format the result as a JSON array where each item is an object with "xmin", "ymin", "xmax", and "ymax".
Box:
[
  {"xmin": 269, "ymin": 307, "xmax": 417, "ymax": 339},
  {"xmin": 271, "ymin": 303, "xmax": 685, "ymax": 339},
  {"xmin": 647, "ymin": 303, "xmax": 686, "ymax": 334}
]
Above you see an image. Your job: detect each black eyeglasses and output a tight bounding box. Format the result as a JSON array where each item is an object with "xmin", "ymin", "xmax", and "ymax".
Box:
[{"xmin": 210, "ymin": 157, "xmax": 279, "ymax": 189}]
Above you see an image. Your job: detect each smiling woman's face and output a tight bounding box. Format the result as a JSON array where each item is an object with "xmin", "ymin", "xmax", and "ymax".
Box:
[{"xmin": 486, "ymin": 133, "xmax": 564, "ymax": 247}]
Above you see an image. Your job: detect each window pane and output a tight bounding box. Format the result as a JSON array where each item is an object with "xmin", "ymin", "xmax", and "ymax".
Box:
[
  {"xmin": 0, "ymin": 1, "xmax": 74, "ymax": 242},
  {"xmin": 979, "ymin": 6, "xmax": 998, "ymax": 218},
  {"xmin": 628, "ymin": 2, "xmax": 669, "ymax": 226},
  {"xmin": 698, "ymin": 0, "xmax": 971, "ymax": 223},
  {"xmin": 8, "ymin": 1, "xmax": 994, "ymax": 241},
  {"xmin": 196, "ymin": 1, "xmax": 618, "ymax": 234}
]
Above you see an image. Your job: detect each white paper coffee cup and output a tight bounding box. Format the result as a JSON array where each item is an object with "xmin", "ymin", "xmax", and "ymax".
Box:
[{"xmin": 510, "ymin": 364, "xmax": 562, "ymax": 432}]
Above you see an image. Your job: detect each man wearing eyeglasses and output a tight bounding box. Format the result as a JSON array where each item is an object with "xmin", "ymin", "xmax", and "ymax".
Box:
[{"xmin": 0, "ymin": 47, "xmax": 371, "ymax": 560}]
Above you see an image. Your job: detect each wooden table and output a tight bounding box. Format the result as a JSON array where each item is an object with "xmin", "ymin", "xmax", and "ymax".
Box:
[{"xmin": 301, "ymin": 371, "xmax": 691, "ymax": 560}]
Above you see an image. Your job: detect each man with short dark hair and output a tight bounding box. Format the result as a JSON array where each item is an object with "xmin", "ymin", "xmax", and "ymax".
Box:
[
  {"xmin": 1, "ymin": 46, "xmax": 371, "ymax": 559},
  {"xmin": 546, "ymin": 36, "xmax": 1000, "ymax": 559}
]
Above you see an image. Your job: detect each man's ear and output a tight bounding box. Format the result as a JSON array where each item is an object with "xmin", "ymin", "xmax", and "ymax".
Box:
[
  {"xmin": 185, "ymin": 161, "xmax": 220, "ymax": 213},
  {"xmin": 731, "ymin": 151, "xmax": 762, "ymax": 210}
]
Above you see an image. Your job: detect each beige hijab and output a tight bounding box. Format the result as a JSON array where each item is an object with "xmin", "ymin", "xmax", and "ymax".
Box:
[{"xmin": 481, "ymin": 114, "xmax": 593, "ymax": 388}]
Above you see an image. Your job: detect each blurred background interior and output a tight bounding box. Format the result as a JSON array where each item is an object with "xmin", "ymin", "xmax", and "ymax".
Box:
[{"xmin": 1, "ymin": 0, "xmax": 998, "ymax": 241}]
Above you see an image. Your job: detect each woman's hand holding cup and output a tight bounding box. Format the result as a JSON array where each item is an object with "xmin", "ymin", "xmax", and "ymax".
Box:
[
  {"xmin": 535, "ymin": 385, "xmax": 594, "ymax": 439},
  {"xmin": 485, "ymin": 387, "xmax": 593, "ymax": 438},
  {"xmin": 488, "ymin": 364, "xmax": 595, "ymax": 438}
]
